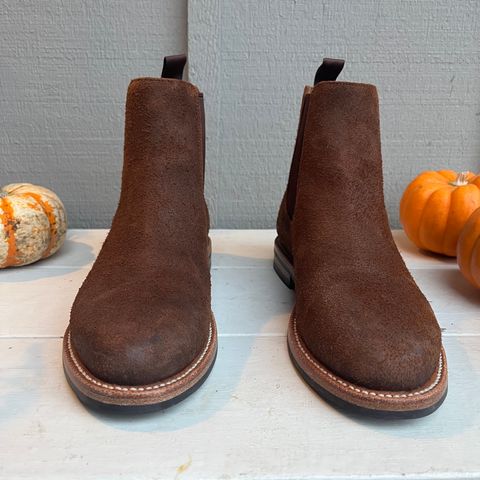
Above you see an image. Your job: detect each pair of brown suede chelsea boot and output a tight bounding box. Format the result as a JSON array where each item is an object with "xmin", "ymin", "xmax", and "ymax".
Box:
[{"xmin": 63, "ymin": 55, "xmax": 448, "ymax": 418}]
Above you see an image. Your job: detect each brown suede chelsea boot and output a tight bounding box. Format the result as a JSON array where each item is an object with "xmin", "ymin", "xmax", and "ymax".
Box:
[
  {"xmin": 63, "ymin": 55, "xmax": 218, "ymax": 411},
  {"xmin": 274, "ymin": 58, "xmax": 447, "ymax": 418}
]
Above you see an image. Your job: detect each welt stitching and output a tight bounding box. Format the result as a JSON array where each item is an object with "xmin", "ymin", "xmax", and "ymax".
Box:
[
  {"xmin": 67, "ymin": 323, "xmax": 213, "ymax": 393},
  {"xmin": 293, "ymin": 317, "xmax": 443, "ymax": 399}
]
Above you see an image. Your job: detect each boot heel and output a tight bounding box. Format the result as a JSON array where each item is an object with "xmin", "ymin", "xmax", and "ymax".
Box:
[
  {"xmin": 207, "ymin": 237, "xmax": 212, "ymax": 269},
  {"xmin": 273, "ymin": 238, "xmax": 295, "ymax": 289}
]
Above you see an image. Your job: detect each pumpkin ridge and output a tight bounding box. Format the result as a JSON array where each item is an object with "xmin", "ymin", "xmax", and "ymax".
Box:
[
  {"xmin": 445, "ymin": 185, "xmax": 480, "ymax": 256},
  {"xmin": 417, "ymin": 186, "xmax": 450, "ymax": 253},
  {"xmin": 468, "ymin": 234, "xmax": 480, "ymax": 288},
  {"xmin": 413, "ymin": 188, "xmax": 432, "ymax": 250},
  {"xmin": 406, "ymin": 177, "xmax": 446, "ymax": 191},
  {"xmin": 22, "ymin": 193, "xmax": 57, "ymax": 258},
  {"xmin": 467, "ymin": 231, "xmax": 480, "ymax": 288},
  {"xmin": 464, "ymin": 235, "xmax": 476, "ymax": 285},
  {"xmin": 400, "ymin": 182, "xmax": 443, "ymax": 246},
  {"xmin": 440, "ymin": 189, "xmax": 453, "ymax": 254},
  {"xmin": 457, "ymin": 208, "xmax": 480, "ymax": 285},
  {"xmin": 0, "ymin": 197, "xmax": 18, "ymax": 267},
  {"xmin": 411, "ymin": 184, "xmax": 444, "ymax": 249},
  {"xmin": 437, "ymin": 170, "xmax": 457, "ymax": 181}
]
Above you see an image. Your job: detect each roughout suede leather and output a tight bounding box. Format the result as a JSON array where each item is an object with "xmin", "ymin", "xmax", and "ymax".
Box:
[
  {"xmin": 69, "ymin": 78, "xmax": 211, "ymax": 386},
  {"xmin": 277, "ymin": 81, "xmax": 441, "ymax": 391}
]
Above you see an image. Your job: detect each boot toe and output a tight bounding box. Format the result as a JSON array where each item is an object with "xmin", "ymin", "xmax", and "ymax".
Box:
[
  {"xmin": 298, "ymin": 273, "xmax": 442, "ymax": 391},
  {"xmin": 338, "ymin": 324, "xmax": 441, "ymax": 392},
  {"xmin": 69, "ymin": 287, "xmax": 210, "ymax": 386}
]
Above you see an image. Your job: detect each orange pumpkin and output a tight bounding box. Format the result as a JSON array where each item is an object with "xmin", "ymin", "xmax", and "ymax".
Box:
[
  {"xmin": 457, "ymin": 207, "xmax": 480, "ymax": 288},
  {"xmin": 400, "ymin": 170, "xmax": 480, "ymax": 256}
]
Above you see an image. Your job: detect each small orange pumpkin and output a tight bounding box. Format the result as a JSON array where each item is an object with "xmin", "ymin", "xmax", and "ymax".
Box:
[
  {"xmin": 457, "ymin": 207, "xmax": 480, "ymax": 288},
  {"xmin": 0, "ymin": 183, "xmax": 67, "ymax": 268},
  {"xmin": 400, "ymin": 170, "xmax": 480, "ymax": 256}
]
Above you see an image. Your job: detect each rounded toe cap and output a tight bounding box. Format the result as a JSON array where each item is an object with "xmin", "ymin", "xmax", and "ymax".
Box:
[
  {"xmin": 298, "ymin": 275, "xmax": 442, "ymax": 391},
  {"xmin": 302, "ymin": 314, "xmax": 441, "ymax": 391},
  {"xmin": 69, "ymin": 291, "xmax": 211, "ymax": 386}
]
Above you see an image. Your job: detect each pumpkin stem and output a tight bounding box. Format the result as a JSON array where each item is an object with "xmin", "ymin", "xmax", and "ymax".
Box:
[{"xmin": 450, "ymin": 171, "xmax": 470, "ymax": 187}]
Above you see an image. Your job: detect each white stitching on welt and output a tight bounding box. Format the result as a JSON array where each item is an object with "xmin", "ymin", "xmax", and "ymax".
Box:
[
  {"xmin": 67, "ymin": 323, "xmax": 213, "ymax": 393},
  {"xmin": 293, "ymin": 317, "xmax": 443, "ymax": 399}
]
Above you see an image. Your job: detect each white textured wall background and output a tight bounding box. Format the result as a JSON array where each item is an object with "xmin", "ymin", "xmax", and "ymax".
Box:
[
  {"xmin": 1, "ymin": 1, "xmax": 479, "ymax": 228},
  {"xmin": 0, "ymin": 0, "xmax": 187, "ymax": 227},
  {"xmin": 189, "ymin": 0, "xmax": 480, "ymax": 228}
]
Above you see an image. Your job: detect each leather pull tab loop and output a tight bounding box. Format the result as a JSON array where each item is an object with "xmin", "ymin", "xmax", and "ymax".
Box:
[
  {"xmin": 314, "ymin": 58, "xmax": 345, "ymax": 85},
  {"xmin": 161, "ymin": 54, "xmax": 187, "ymax": 80}
]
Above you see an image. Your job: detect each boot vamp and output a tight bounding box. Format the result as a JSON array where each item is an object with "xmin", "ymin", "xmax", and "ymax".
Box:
[
  {"xmin": 294, "ymin": 232, "xmax": 441, "ymax": 391},
  {"xmin": 69, "ymin": 213, "xmax": 211, "ymax": 386},
  {"xmin": 70, "ymin": 262, "xmax": 211, "ymax": 385}
]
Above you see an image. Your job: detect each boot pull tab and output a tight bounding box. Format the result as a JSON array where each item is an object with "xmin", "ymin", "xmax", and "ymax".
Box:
[
  {"xmin": 314, "ymin": 58, "xmax": 345, "ymax": 85},
  {"xmin": 161, "ymin": 54, "xmax": 187, "ymax": 80}
]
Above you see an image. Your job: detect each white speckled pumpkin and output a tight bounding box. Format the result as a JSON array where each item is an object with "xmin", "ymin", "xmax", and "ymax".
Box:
[{"xmin": 0, "ymin": 183, "xmax": 67, "ymax": 268}]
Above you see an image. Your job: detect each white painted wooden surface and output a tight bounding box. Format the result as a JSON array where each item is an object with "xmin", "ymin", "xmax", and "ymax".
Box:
[{"xmin": 1, "ymin": 229, "xmax": 480, "ymax": 479}]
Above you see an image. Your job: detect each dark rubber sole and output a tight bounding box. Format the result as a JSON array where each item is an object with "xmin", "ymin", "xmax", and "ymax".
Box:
[{"xmin": 65, "ymin": 349, "xmax": 217, "ymax": 414}]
